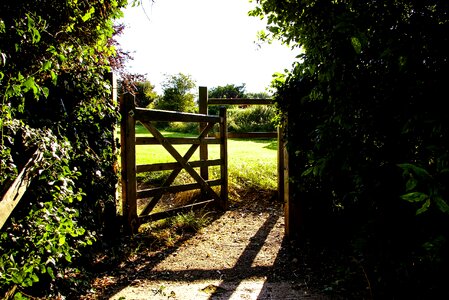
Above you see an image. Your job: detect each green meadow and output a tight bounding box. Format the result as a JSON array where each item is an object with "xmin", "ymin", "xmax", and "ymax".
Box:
[{"xmin": 131, "ymin": 124, "xmax": 278, "ymax": 191}]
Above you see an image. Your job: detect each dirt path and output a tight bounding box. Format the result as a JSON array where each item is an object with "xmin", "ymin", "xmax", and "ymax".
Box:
[{"xmin": 78, "ymin": 196, "xmax": 336, "ymax": 300}]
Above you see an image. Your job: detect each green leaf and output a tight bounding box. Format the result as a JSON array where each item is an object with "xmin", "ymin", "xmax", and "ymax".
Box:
[
  {"xmin": 50, "ymin": 70, "xmax": 57, "ymax": 84},
  {"xmin": 398, "ymin": 163, "xmax": 430, "ymax": 179},
  {"xmin": 435, "ymin": 197, "xmax": 449, "ymax": 214},
  {"xmin": 13, "ymin": 292, "xmax": 26, "ymax": 300},
  {"xmin": 81, "ymin": 7, "xmax": 95, "ymax": 22},
  {"xmin": 46, "ymin": 267, "xmax": 55, "ymax": 279},
  {"xmin": 42, "ymin": 60, "xmax": 52, "ymax": 71},
  {"xmin": 351, "ymin": 37, "xmax": 361, "ymax": 54},
  {"xmin": 42, "ymin": 86, "xmax": 49, "ymax": 98},
  {"xmin": 23, "ymin": 77, "xmax": 38, "ymax": 94},
  {"xmin": 401, "ymin": 192, "xmax": 428, "ymax": 203},
  {"xmin": 416, "ymin": 198, "xmax": 431, "ymax": 215},
  {"xmin": 405, "ymin": 178, "xmax": 418, "ymax": 191}
]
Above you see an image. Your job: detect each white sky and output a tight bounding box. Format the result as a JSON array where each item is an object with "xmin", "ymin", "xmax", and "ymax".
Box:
[{"xmin": 115, "ymin": 0, "xmax": 299, "ymax": 94}]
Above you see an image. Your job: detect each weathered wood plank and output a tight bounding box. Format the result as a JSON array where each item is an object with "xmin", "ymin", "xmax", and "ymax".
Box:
[
  {"xmin": 137, "ymin": 159, "xmax": 221, "ymax": 173},
  {"xmin": 120, "ymin": 93, "xmax": 138, "ymax": 233},
  {"xmin": 219, "ymin": 107, "xmax": 228, "ymax": 210},
  {"xmin": 199, "ymin": 86, "xmax": 209, "ymax": 181},
  {"xmin": 277, "ymin": 126, "xmax": 284, "ymax": 204},
  {"xmin": 0, "ymin": 150, "xmax": 43, "ymax": 230},
  {"xmin": 135, "ymin": 136, "xmax": 220, "ymax": 145},
  {"xmin": 135, "ymin": 108, "xmax": 220, "ymax": 123},
  {"xmin": 137, "ymin": 179, "xmax": 222, "ymax": 199}
]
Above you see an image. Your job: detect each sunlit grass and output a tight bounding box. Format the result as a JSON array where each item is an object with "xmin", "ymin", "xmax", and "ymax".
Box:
[{"xmin": 129, "ymin": 125, "xmax": 277, "ymax": 191}]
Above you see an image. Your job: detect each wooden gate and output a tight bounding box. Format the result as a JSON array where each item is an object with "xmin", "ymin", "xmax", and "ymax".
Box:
[{"xmin": 120, "ymin": 93, "xmax": 228, "ymax": 233}]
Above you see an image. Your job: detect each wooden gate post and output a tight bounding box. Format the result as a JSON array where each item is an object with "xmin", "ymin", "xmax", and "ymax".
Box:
[
  {"xmin": 120, "ymin": 93, "xmax": 138, "ymax": 233},
  {"xmin": 277, "ymin": 125, "xmax": 284, "ymax": 205},
  {"xmin": 219, "ymin": 106, "xmax": 228, "ymax": 210},
  {"xmin": 198, "ymin": 86, "xmax": 209, "ymax": 180},
  {"xmin": 282, "ymin": 114, "xmax": 300, "ymax": 241}
]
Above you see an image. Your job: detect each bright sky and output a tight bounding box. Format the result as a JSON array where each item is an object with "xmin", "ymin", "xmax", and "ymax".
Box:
[{"xmin": 116, "ymin": 0, "xmax": 299, "ymax": 94}]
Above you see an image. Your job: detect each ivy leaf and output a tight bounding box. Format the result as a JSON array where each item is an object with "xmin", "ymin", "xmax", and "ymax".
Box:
[
  {"xmin": 41, "ymin": 86, "xmax": 49, "ymax": 98},
  {"xmin": 405, "ymin": 178, "xmax": 418, "ymax": 191},
  {"xmin": 416, "ymin": 198, "xmax": 431, "ymax": 215},
  {"xmin": 42, "ymin": 60, "xmax": 52, "ymax": 71},
  {"xmin": 398, "ymin": 163, "xmax": 430, "ymax": 179},
  {"xmin": 351, "ymin": 37, "xmax": 361, "ymax": 54},
  {"xmin": 81, "ymin": 7, "xmax": 95, "ymax": 22},
  {"xmin": 401, "ymin": 192, "xmax": 428, "ymax": 203},
  {"xmin": 23, "ymin": 77, "xmax": 38, "ymax": 94},
  {"xmin": 435, "ymin": 196, "xmax": 449, "ymax": 214}
]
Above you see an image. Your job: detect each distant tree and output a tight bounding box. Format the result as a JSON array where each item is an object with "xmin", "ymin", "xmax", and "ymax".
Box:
[
  {"xmin": 154, "ymin": 73, "xmax": 196, "ymax": 113},
  {"xmin": 208, "ymin": 84, "xmax": 246, "ymax": 99},
  {"xmin": 208, "ymin": 84, "xmax": 246, "ymax": 114},
  {"xmin": 133, "ymin": 80, "xmax": 158, "ymax": 108},
  {"xmin": 246, "ymin": 91, "xmax": 272, "ymax": 99}
]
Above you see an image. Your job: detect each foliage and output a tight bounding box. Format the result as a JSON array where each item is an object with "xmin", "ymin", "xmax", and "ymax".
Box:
[
  {"xmin": 227, "ymin": 105, "xmax": 276, "ymax": 133},
  {"xmin": 133, "ymin": 80, "xmax": 158, "ymax": 108},
  {"xmin": 251, "ymin": 0, "xmax": 449, "ymax": 297},
  {"xmin": 246, "ymin": 91, "xmax": 271, "ymax": 99},
  {"xmin": 0, "ymin": 0, "xmax": 127, "ymax": 297},
  {"xmin": 166, "ymin": 122, "xmax": 199, "ymax": 134},
  {"xmin": 0, "ymin": 125, "xmax": 94, "ymax": 291},
  {"xmin": 208, "ymin": 83, "xmax": 246, "ymax": 115},
  {"xmin": 153, "ymin": 73, "xmax": 197, "ymax": 113},
  {"xmin": 208, "ymin": 84, "xmax": 246, "ymax": 99}
]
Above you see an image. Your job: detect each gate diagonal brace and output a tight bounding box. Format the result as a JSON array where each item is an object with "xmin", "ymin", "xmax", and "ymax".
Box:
[
  {"xmin": 141, "ymin": 122, "xmax": 221, "ymax": 205},
  {"xmin": 139, "ymin": 122, "xmax": 216, "ymax": 216}
]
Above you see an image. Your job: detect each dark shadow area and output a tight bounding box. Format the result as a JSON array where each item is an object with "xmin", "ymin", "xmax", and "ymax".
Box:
[
  {"xmin": 68, "ymin": 193, "xmax": 373, "ymax": 299},
  {"xmin": 72, "ymin": 204, "xmax": 334, "ymax": 299},
  {"xmin": 67, "ymin": 209, "xmax": 226, "ymax": 300}
]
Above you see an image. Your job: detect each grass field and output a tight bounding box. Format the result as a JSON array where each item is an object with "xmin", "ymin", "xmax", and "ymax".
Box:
[{"xmin": 131, "ymin": 124, "xmax": 278, "ymax": 191}]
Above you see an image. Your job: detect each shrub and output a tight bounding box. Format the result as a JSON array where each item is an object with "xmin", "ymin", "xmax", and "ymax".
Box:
[
  {"xmin": 167, "ymin": 122, "xmax": 199, "ymax": 134},
  {"xmin": 227, "ymin": 105, "xmax": 276, "ymax": 133},
  {"xmin": 0, "ymin": 0, "xmax": 126, "ymax": 297}
]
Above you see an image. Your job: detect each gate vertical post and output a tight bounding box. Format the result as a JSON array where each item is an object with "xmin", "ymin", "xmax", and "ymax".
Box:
[
  {"xmin": 282, "ymin": 114, "xmax": 299, "ymax": 240},
  {"xmin": 120, "ymin": 93, "xmax": 138, "ymax": 233},
  {"xmin": 219, "ymin": 107, "xmax": 228, "ymax": 210},
  {"xmin": 198, "ymin": 86, "xmax": 209, "ymax": 180},
  {"xmin": 277, "ymin": 125, "xmax": 284, "ymax": 204}
]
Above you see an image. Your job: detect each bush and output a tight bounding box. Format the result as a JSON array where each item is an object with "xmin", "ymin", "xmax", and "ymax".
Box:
[
  {"xmin": 167, "ymin": 122, "xmax": 199, "ymax": 134},
  {"xmin": 0, "ymin": 0, "xmax": 126, "ymax": 297},
  {"xmin": 227, "ymin": 105, "xmax": 276, "ymax": 133}
]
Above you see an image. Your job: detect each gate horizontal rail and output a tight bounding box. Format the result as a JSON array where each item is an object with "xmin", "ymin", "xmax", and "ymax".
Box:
[{"xmin": 0, "ymin": 150, "xmax": 43, "ymax": 230}]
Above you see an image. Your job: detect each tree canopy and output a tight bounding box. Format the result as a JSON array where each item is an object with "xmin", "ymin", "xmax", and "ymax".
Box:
[
  {"xmin": 208, "ymin": 84, "xmax": 246, "ymax": 99},
  {"xmin": 251, "ymin": 0, "xmax": 449, "ymax": 297},
  {"xmin": 154, "ymin": 73, "xmax": 197, "ymax": 113}
]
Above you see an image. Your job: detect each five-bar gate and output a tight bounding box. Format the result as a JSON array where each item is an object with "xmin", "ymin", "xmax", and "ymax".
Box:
[{"xmin": 120, "ymin": 93, "xmax": 228, "ymax": 233}]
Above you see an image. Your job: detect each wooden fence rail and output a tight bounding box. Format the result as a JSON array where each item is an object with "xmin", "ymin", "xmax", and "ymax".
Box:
[
  {"xmin": 0, "ymin": 150, "xmax": 43, "ymax": 230},
  {"xmin": 120, "ymin": 93, "xmax": 228, "ymax": 233}
]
